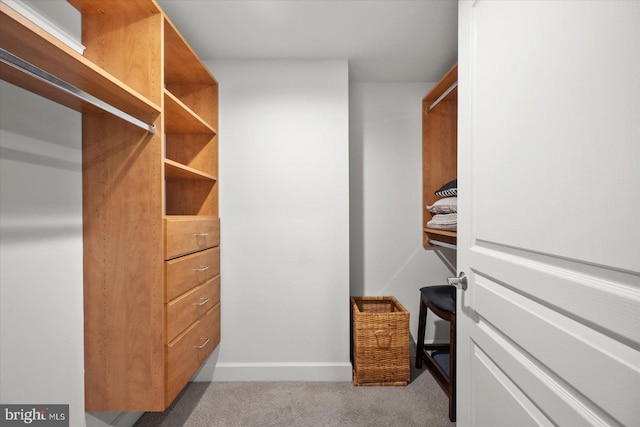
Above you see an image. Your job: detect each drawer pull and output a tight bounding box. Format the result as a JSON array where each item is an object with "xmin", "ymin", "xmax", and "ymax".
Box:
[
  {"xmin": 194, "ymin": 232, "xmax": 209, "ymax": 237},
  {"xmin": 194, "ymin": 297, "xmax": 209, "ymax": 306},
  {"xmin": 194, "ymin": 338, "xmax": 210, "ymax": 349},
  {"xmin": 193, "ymin": 266, "xmax": 210, "ymax": 272}
]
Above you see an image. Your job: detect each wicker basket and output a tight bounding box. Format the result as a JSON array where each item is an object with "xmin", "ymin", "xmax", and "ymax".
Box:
[{"xmin": 351, "ymin": 296, "xmax": 410, "ymax": 386}]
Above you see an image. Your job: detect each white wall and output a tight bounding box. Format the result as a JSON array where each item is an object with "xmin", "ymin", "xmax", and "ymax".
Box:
[
  {"xmin": 0, "ymin": 82, "xmax": 85, "ymax": 421},
  {"xmin": 197, "ymin": 60, "xmax": 352, "ymax": 381},
  {"xmin": 1, "ymin": 1, "xmax": 86, "ymax": 424},
  {"xmin": 349, "ymin": 82, "xmax": 456, "ymax": 343}
]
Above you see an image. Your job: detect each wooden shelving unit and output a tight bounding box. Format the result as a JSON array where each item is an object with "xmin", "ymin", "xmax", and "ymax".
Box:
[
  {"xmin": 0, "ymin": 2, "xmax": 160, "ymax": 120},
  {"xmin": 423, "ymin": 64, "xmax": 458, "ymax": 248},
  {"xmin": 1, "ymin": 0, "xmax": 220, "ymax": 412}
]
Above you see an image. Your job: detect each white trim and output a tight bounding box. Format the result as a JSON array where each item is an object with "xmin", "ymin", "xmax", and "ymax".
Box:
[
  {"xmin": 85, "ymin": 412, "xmax": 143, "ymax": 427},
  {"xmin": 111, "ymin": 412, "xmax": 144, "ymax": 427},
  {"xmin": 2, "ymin": 0, "xmax": 85, "ymax": 54},
  {"xmin": 193, "ymin": 361, "xmax": 353, "ymax": 382}
]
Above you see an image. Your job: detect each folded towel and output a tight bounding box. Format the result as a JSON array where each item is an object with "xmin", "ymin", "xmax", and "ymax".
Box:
[
  {"xmin": 426, "ymin": 197, "xmax": 457, "ymax": 214},
  {"xmin": 427, "ymin": 213, "xmax": 457, "ymax": 231}
]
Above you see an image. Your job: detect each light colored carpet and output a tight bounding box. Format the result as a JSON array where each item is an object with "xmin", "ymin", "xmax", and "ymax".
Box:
[{"xmin": 135, "ymin": 360, "xmax": 456, "ymax": 427}]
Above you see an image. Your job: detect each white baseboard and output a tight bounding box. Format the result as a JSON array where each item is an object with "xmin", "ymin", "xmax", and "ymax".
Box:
[
  {"xmin": 85, "ymin": 411, "xmax": 143, "ymax": 427},
  {"xmin": 111, "ymin": 412, "xmax": 144, "ymax": 427},
  {"xmin": 193, "ymin": 361, "xmax": 353, "ymax": 382}
]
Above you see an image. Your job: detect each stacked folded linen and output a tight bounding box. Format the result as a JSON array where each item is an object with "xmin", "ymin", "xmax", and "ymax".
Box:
[
  {"xmin": 426, "ymin": 196, "xmax": 457, "ymax": 214},
  {"xmin": 426, "ymin": 179, "xmax": 458, "ymax": 231},
  {"xmin": 427, "ymin": 213, "xmax": 457, "ymax": 231}
]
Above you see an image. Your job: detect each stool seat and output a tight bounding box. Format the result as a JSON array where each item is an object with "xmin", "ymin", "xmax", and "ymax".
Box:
[{"xmin": 420, "ymin": 285, "xmax": 456, "ymax": 314}]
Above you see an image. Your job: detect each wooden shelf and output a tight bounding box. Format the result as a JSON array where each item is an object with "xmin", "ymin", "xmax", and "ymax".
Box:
[
  {"xmin": 69, "ymin": 0, "xmax": 160, "ymax": 15},
  {"xmin": 424, "ymin": 228, "xmax": 457, "ymax": 247},
  {"xmin": 164, "ymin": 89, "xmax": 216, "ymax": 134},
  {"xmin": 165, "ymin": 159, "xmax": 216, "ymax": 181},
  {"xmin": 0, "ymin": 2, "xmax": 161, "ymax": 121}
]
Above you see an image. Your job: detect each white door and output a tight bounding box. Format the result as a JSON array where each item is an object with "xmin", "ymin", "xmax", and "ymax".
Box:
[{"xmin": 456, "ymin": 1, "xmax": 640, "ymax": 426}]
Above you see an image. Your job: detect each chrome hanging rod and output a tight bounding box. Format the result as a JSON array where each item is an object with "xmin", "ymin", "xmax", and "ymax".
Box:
[
  {"xmin": 0, "ymin": 48, "xmax": 156, "ymax": 134},
  {"xmin": 427, "ymin": 81, "xmax": 458, "ymax": 112},
  {"xmin": 428, "ymin": 239, "xmax": 457, "ymax": 250}
]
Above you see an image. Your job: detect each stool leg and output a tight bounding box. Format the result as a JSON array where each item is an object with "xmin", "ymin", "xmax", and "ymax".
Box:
[
  {"xmin": 416, "ymin": 296, "xmax": 427, "ymax": 369},
  {"xmin": 449, "ymin": 312, "xmax": 456, "ymax": 422}
]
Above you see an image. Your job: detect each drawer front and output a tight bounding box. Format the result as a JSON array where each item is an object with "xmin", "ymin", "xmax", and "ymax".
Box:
[
  {"xmin": 166, "ymin": 275, "xmax": 220, "ymax": 342},
  {"xmin": 165, "ymin": 246, "xmax": 220, "ymax": 301},
  {"xmin": 166, "ymin": 302, "xmax": 220, "ymax": 405},
  {"xmin": 165, "ymin": 216, "xmax": 220, "ymax": 260}
]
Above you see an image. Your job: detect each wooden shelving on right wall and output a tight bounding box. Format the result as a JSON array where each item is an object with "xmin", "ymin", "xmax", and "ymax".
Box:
[{"xmin": 423, "ymin": 63, "xmax": 458, "ymax": 248}]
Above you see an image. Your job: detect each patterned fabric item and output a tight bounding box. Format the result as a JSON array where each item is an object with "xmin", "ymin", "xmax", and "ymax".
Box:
[{"xmin": 435, "ymin": 179, "xmax": 457, "ymax": 197}]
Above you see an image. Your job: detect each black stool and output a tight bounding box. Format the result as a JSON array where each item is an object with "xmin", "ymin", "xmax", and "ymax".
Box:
[{"xmin": 416, "ymin": 285, "xmax": 456, "ymax": 422}]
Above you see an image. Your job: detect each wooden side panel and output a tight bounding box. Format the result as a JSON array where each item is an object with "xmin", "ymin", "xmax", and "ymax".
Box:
[
  {"xmin": 422, "ymin": 84, "xmax": 457, "ymax": 247},
  {"xmin": 80, "ymin": 9, "xmax": 162, "ymax": 105},
  {"xmin": 83, "ymin": 113, "xmax": 165, "ymax": 411}
]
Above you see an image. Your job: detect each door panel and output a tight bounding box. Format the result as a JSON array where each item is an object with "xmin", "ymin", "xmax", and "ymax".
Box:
[
  {"xmin": 474, "ymin": 268, "xmax": 639, "ymax": 426},
  {"xmin": 472, "ymin": 323, "xmax": 615, "ymax": 427},
  {"xmin": 471, "ymin": 243, "xmax": 640, "ymax": 347},
  {"xmin": 468, "ymin": 1, "xmax": 640, "ymax": 273},
  {"xmin": 458, "ymin": 1, "xmax": 640, "ymax": 425},
  {"xmin": 471, "ymin": 341, "xmax": 552, "ymax": 427}
]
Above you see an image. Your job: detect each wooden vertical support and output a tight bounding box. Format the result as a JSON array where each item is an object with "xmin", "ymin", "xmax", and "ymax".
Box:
[
  {"xmin": 422, "ymin": 64, "xmax": 458, "ymax": 247},
  {"xmin": 78, "ymin": 3, "xmax": 165, "ymax": 411}
]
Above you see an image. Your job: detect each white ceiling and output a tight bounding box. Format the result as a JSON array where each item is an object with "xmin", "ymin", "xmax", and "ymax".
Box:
[{"xmin": 157, "ymin": 0, "xmax": 458, "ymax": 82}]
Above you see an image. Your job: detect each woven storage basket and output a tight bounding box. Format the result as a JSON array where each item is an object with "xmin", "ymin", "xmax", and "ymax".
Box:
[{"xmin": 351, "ymin": 296, "xmax": 410, "ymax": 386}]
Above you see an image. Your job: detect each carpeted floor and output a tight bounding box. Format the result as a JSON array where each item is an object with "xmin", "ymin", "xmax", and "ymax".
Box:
[{"xmin": 135, "ymin": 360, "xmax": 456, "ymax": 427}]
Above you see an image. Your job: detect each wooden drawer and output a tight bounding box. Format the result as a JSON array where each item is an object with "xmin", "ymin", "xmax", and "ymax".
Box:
[
  {"xmin": 165, "ymin": 216, "xmax": 220, "ymax": 260},
  {"xmin": 165, "ymin": 246, "xmax": 220, "ymax": 301},
  {"xmin": 166, "ymin": 302, "xmax": 220, "ymax": 405},
  {"xmin": 166, "ymin": 275, "xmax": 220, "ymax": 342}
]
